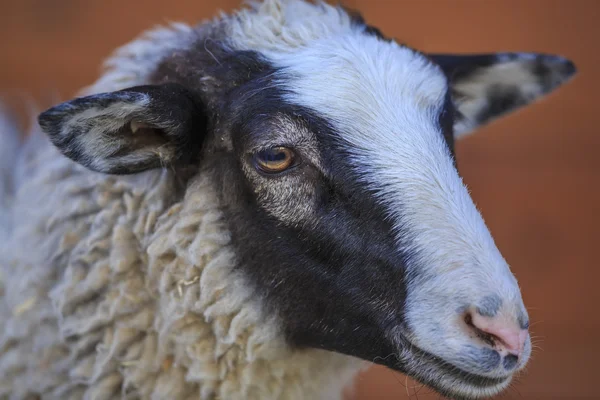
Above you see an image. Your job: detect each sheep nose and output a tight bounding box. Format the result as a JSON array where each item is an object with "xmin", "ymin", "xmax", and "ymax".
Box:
[{"xmin": 466, "ymin": 311, "xmax": 529, "ymax": 357}]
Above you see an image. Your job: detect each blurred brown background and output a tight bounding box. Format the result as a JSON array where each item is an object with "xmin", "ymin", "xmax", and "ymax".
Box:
[{"xmin": 1, "ymin": 0, "xmax": 597, "ymax": 399}]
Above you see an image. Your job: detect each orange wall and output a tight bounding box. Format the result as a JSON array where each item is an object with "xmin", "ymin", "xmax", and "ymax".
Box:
[{"xmin": 1, "ymin": 1, "xmax": 597, "ymax": 399}]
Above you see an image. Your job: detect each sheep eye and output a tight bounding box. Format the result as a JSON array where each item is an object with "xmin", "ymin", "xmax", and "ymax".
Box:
[{"xmin": 254, "ymin": 147, "xmax": 296, "ymax": 174}]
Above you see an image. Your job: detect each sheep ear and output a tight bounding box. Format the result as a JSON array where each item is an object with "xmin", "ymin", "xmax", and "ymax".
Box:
[
  {"xmin": 38, "ymin": 83, "xmax": 207, "ymax": 174},
  {"xmin": 428, "ymin": 53, "xmax": 577, "ymax": 139}
]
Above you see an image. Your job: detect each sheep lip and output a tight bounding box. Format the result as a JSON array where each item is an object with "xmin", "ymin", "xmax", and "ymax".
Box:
[{"xmin": 393, "ymin": 341, "xmax": 513, "ymax": 399}]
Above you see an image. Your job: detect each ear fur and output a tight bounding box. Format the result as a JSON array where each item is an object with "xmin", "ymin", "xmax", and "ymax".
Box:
[
  {"xmin": 428, "ymin": 52, "xmax": 577, "ymax": 138},
  {"xmin": 38, "ymin": 83, "xmax": 207, "ymax": 174}
]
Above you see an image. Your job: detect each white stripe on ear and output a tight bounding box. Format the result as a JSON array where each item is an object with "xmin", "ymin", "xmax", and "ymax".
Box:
[
  {"xmin": 38, "ymin": 83, "xmax": 206, "ymax": 174},
  {"xmin": 429, "ymin": 53, "xmax": 577, "ymax": 138}
]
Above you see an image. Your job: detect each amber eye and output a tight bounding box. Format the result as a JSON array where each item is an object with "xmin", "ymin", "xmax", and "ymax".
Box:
[{"xmin": 254, "ymin": 147, "xmax": 296, "ymax": 174}]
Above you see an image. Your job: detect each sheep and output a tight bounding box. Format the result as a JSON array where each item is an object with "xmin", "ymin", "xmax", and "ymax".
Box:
[{"xmin": 0, "ymin": 0, "xmax": 577, "ymax": 399}]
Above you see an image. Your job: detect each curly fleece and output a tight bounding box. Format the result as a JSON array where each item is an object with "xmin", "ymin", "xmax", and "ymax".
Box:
[{"xmin": 0, "ymin": 11, "xmax": 366, "ymax": 400}]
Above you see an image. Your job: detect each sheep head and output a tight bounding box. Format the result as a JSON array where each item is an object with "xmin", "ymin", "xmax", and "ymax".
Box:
[{"xmin": 38, "ymin": 1, "xmax": 577, "ymax": 398}]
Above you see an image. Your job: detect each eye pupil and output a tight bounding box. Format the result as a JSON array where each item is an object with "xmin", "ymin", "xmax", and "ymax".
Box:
[
  {"xmin": 266, "ymin": 150, "xmax": 285, "ymax": 162},
  {"xmin": 255, "ymin": 147, "xmax": 295, "ymax": 173}
]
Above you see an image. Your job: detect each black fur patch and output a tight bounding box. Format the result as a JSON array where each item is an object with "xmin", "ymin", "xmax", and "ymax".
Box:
[
  {"xmin": 476, "ymin": 84, "xmax": 526, "ymax": 125},
  {"xmin": 219, "ymin": 85, "xmax": 409, "ymax": 360}
]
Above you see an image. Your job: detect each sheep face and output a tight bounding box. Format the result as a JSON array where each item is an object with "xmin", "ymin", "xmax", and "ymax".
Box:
[{"xmin": 38, "ymin": 2, "xmax": 577, "ymax": 399}]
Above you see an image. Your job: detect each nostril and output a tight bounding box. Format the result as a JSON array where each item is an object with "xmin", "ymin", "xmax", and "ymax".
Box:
[
  {"xmin": 464, "ymin": 312, "xmax": 528, "ymax": 355},
  {"xmin": 464, "ymin": 313, "xmax": 498, "ymax": 348},
  {"xmin": 503, "ymin": 354, "xmax": 519, "ymax": 370}
]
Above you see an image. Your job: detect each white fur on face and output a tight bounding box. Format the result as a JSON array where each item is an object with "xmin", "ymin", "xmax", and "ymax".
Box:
[{"xmin": 228, "ymin": 0, "xmax": 530, "ymax": 384}]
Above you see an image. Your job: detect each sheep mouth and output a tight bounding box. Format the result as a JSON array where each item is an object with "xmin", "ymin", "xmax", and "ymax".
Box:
[{"xmin": 393, "ymin": 342, "xmax": 513, "ymax": 400}]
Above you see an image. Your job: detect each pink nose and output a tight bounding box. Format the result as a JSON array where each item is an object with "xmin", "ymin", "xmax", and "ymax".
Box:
[{"xmin": 468, "ymin": 312, "xmax": 528, "ymax": 356}]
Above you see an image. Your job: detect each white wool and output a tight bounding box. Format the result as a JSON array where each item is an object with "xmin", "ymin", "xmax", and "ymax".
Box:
[
  {"xmin": 227, "ymin": 0, "xmax": 355, "ymax": 53},
  {"xmin": 0, "ymin": 127, "xmax": 365, "ymax": 399}
]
